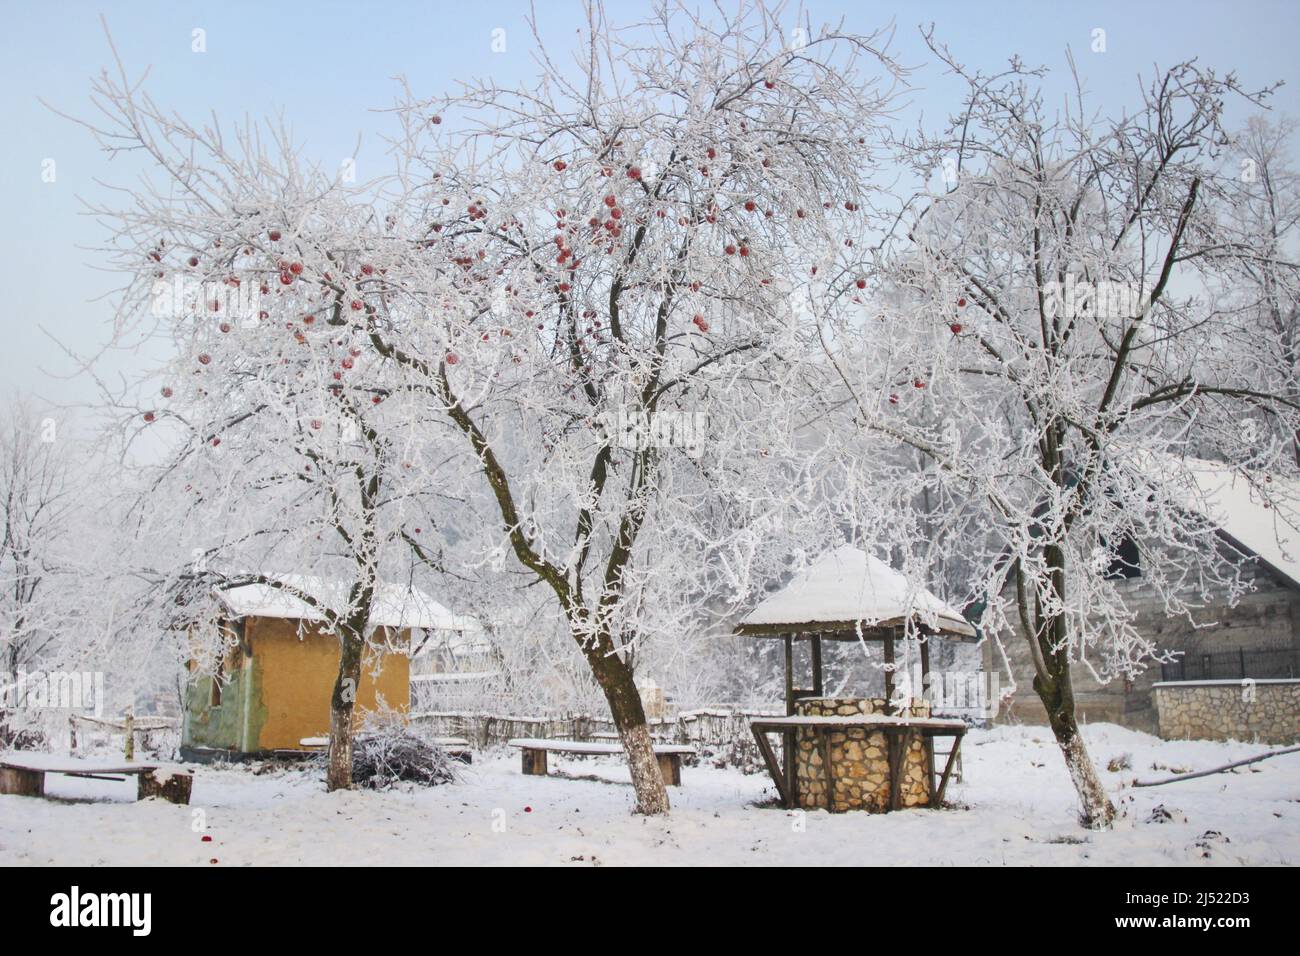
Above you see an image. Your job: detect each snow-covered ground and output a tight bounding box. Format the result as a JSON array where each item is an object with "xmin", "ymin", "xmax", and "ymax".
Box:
[{"xmin": 2, "ymin": 724, "xmax": 1296, "ymax": 866}]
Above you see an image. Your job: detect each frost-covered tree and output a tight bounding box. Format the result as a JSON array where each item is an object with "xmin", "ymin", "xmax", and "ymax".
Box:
[
  {"xmin": 360, "ymin": 0, "xmax": 901, "ymax": 812},
  {"xmin": 1221, "ymin": 115, "xmax": 1300, "ymax": 461},
  {"xmin": 0, "ymin": 403, "xmax": 80, "ymax": 745},
  {"xmin": 61, "ymin": 61, "xmax": 474, "ymax": 789},
  {"xmin": 822, "ymin": 41, "xmax": 1300, "ymax": 827}
]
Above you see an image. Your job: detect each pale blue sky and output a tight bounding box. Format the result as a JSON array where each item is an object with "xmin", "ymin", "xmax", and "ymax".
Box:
[{"xmin": 3, "ymin": 0, "xmax": 1298, "ymax": 408}]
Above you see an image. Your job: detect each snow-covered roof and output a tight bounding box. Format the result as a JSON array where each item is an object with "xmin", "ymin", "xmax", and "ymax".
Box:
[
  {"xmin": 1166, "ymin": 459, "xmax": 1300, "ymax": 589},
  {"xmin": 736, "ymin": 545, "xmax": 977, "ymax": 639},
  {"xmin": 215, "ymin": 575, "xmax": 482, "ymax": 632}
]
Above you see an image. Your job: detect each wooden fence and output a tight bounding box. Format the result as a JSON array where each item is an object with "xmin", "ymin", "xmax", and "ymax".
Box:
[{"xmin": 410, "ymin": 707, "xmax": 781, "ymax": 760}]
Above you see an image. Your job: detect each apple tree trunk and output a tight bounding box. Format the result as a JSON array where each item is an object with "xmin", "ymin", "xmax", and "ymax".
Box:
[
  {"xmin": 584, "ymin": 636, "xmax": 670, "ymax": 815},
  {"xmin": 1031, "ymin": 616, "xmax": 1116, "ymax": 829},
  {"xmin": 326, "ymin": 628, "xmax": 365, "ymax": 792}
]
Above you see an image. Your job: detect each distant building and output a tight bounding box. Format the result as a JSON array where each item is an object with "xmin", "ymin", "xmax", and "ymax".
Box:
[
  {"xmin": 408, "ymin": 619, "xmax": 497, "ymax": 713},
  {"xmin": 986, "ymin": 461, "xmax": 1300, "ymax": 734},
  {"xmin": 181, "ymin": 576, "xmax": 476, "ymax": 759}
]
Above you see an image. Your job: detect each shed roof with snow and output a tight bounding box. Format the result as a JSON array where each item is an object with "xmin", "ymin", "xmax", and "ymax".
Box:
[
  {"xmin": 735, "ymin": 545, "xmax": 977, "ymax": 641},
  {"xmin": 215, "ymin": 575, "xmax": 482, "ymax": 633}
]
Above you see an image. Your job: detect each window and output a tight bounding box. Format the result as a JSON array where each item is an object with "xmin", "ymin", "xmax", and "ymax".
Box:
[
  {"xmin": 1105, "ymin": 534, "xmax": 1141, "ymax": 580},
  {"xmin": 210, "ymin": 619, "xmax": 245, "ymax": 707}
]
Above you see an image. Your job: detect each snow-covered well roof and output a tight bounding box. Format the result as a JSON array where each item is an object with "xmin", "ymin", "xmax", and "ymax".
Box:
[
  {"xmin": 215, "ymin": 575, "xmax": 481, "ymax": 632},
  {"xmin": 1166, "ymin": 459, "xmax": 1300, "ymax": 589},
  {"xmin": 736, "ymin": 545, "xmax": 977, "ymax": 640}
]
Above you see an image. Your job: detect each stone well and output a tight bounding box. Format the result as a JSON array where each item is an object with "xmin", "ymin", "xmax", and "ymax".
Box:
[{"xmin": 793, "ymin": 697, "xmax": 933, "ymax": 812}]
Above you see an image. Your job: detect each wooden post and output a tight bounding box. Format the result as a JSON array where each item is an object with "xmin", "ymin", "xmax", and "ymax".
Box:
[
  {"xmin": 783, "ymin": 634, "xmax": 794, "ymax": 716},
  {"xmin": 935, "ymin": 732, "xmax": 962, "ymax": 805},
  {"xmin": 656, "ymin": 753, "xmax": 681, "ymax": 786},
  {"xmin": 811, "ymin": 635, "xmax": 824, "ymax": 697},
  {"xmin": 784, "ymin": 730, "xmax": 797, "ymax": 809},
  {"xmin": 883, "ymin": 632, "xmax": 896, "ymax": 714},
  {"xmin": 818, "ymin": 727, "xmax": 835, "ymax": 812},
  {"xmin": 750, "ymin": 725, "xmax": 791, "ymax": 808},
  {"xmin": 783, "ymin": 634, "xmax": 796, "ymax": 807},
  {"xmin": 918, "ymin": 635, "xmax": 935, "ymax": 794},
  {"xmin": 123, "ymin": 709, "xmax": 135, "ymax": 762},
  {"xmin": 0, "ymin": 766, "xmax": 44, "ymax": 797},
  {"xmin": 521, "ymin": 748, "xmax": 547, "ymax": 776},
  {"xmin": 886, "ymin": 729, "xmax": 903, "ymax": 811},
  {"xmin": 919, "ymin": 638, "xmax": 932, "ymax": 712},
  {"xmin": 920, "ymin": 634, "xmax": 930, "ymax": 697}
]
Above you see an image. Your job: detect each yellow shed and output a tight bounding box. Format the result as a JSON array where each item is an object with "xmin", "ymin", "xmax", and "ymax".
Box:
[{"xmin": 181, "ymin": 577, "xmax": 466, "ymax": 760}]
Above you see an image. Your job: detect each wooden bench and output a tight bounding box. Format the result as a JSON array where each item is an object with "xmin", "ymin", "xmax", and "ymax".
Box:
[
  {"xmin": 507, "ymin": 738, "xmax": 695, "ymax": 786},
  {"xmin": 298, "ymin": 736, "xmax": 474, "ymax": 763},
  {"xmin": 0, "ymin": 754, "xmax": 193, "ymax": 805},
  {"xmin": 589, "ymin": 730, "xmax": 677, "ymax": 744}
]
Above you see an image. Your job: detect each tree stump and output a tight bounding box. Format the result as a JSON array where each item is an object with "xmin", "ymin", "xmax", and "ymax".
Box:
[{"xmin": 137, "ymin": 769, "xmax": 193, "ymax": 804}]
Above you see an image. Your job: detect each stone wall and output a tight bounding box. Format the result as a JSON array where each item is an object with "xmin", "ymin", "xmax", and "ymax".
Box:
[
  {"xmin": 794, "ymin": 697, "xmax": 932, "ymax": 812},
  {"xmin": 1154, "ymin": 680, "xmax": 1300, "ymax": 744}
]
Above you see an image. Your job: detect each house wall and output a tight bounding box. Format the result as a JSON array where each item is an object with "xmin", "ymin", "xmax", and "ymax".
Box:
[
  {"xmin": 184, "ymin": 629, "xmax": 259, "ymax": 752},
  {"xmin": 985, "ymin": 546, "xmax": 1300, "ymax": 732},
  {"xmin": 183, "ymin": 616, "xmax": 410, "ymax": 754}
]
